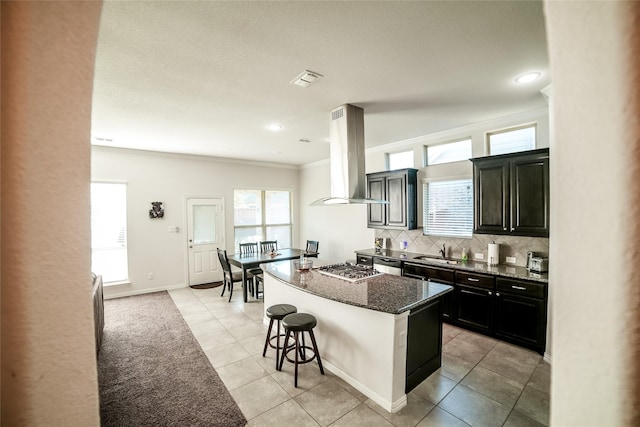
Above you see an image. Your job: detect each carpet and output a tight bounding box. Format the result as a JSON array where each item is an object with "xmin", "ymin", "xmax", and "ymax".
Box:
[{"xmin": 98, "ymin": 291, "xmax": 247, "ymax": 427}]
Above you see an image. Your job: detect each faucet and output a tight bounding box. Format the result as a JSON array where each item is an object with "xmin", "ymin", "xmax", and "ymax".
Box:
[{"xmin": 439, "ymin": 244, "xmax": 446, "ymax": 259}]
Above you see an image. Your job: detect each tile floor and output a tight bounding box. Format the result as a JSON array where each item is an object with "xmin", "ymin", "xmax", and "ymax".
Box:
[{"xmin": 168, "ymin": 286, "xmax": 550, "ymax": 427}]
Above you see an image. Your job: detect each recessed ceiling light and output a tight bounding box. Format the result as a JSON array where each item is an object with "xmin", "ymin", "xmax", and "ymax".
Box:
[
  {"xmin": 515, "ymin": 72, "xmax": 541, "ymax": 84},
  {"xmin": 268, "ymin": 123, "xmax": 283, "ymax": 131}
]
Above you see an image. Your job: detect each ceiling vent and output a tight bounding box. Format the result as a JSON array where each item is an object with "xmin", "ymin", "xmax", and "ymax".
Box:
[{"xmin": 290, "ymin": 70, "xmax": 323, "ymax": 88}]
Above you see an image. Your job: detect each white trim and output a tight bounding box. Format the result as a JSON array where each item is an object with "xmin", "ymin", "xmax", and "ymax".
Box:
[
  {"xmin": 104, "ymin": 282, "xmax": 187, "ymax": 300},
  {"xmin": 422, "ymin": 174, "xmax": 472, "ymax": 184}
]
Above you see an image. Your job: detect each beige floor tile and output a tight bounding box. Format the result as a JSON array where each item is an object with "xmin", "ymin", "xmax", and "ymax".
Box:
[
  {"xmin": 181, "ymin": 310, "xmax": 217, "ymax": 326},
  {"xmin": 187, "ymin": 318, "xmax": 226, "ymax": 337},
  {"xmin": 330, "ymin": 403, "xmax": 394, "ymax": 427},
  {"xmin": 174, "ymin": 301, "xmax": 209, "ymax": 317},
  {"xmin": 439, "ymin": 354, "xmax": 476, "ymax": 382},
  {"xmin": 416, "ymin": 407, "xmax": 470, "ymax": 427},
  {"xmin": 443, "ymin": 336, "xmax": 491, "ymax": 365},
  {"xmin": 253, "ymin": 350, "xmax": 280, "ymax": 374},
  {"xmin": 365, "ymin": 393, "xmax": 435, "ymax": 427},
  {"xmin": 461, "ymin": 366, "xmax": 525, "ymax": 407},
  {"xmin": 272, "ymin": 359, "xmax": 330, "ymax": 397},
  {"xmin": 247, "ymin": 399, "xmax": 320, "ymax": 426},
  {"xmin": 478, "ymin": 342, "xmax": 540, "ymax": 384},
  {"xmin": 215, "ymin": 355, "xmax": 268, "ymax": 390},
  {"xmin": 203, "ymin": 342, "xmax": 251, "ymax": 368},
  {"xmin": 503, "ymin": 409, "xmax": 546, "ymax": 427},
  {"xmin": 411, "ymin": 372, "xmax": 458, "ymax": 405},
  {"xmin": 456, "ymin": 331, "xmax": 498, "ymax": 353},
  {"xmin": 438, "ymin": 384, "xmax": 511, "ymax": 427},
  {"xmin": 325, "ymin": 373, "xmax": 369, "ymax": 402},
  {"xmin": 239, "ymin": 333, "xmax": 271, "ymax": 356},
  {"xmin": 226, "ymin": 321, "xmax": 265, "ymax": 341},
  {"xmin": 218, "ymin": 312, "xmax": 255, "ymax": 329},
  {"xmin": 230, "ymin": 375, "xmax": 291, "ymax": 420},
  {"xmin": 526, "ymin": 361, "xmax": 551, "ymax": 394},
  {"xmin": 195, "ymin": 328, "xmax": 238, "ymax": 350},
  {"xmin": 514, "ymin": 385, "xmax": 550, "ymax": 426},
  {"xmin": 295, "ymin": 379, "xmax": 361, "ymax": 426}
]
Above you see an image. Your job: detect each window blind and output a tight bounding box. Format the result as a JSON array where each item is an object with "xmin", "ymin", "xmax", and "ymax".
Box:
[
  {"xmin": 91, "ymin": 182, "xmax": 128, "ymax": 283},
  {"xmin": 423, "ymin": 179, "xmax": 473, "ymax": 237},
  {"xmin": 488, "ymin": 125, "xmax": 536, "ymax": 155}
]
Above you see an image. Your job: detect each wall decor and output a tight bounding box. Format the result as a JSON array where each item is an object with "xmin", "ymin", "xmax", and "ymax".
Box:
[{"xmin": 149, "ymin": 201, "xmax": 164, "ymax": 219}]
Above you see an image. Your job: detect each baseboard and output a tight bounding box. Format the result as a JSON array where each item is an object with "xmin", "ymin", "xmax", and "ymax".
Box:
[
  {"xmin": 543, "ymin": 351, "xmax": 552, "ymax": 365},
  {"xmin": 104, "ymin": 283, "xmax": 187, "ymax": 300},
  {"xmin": 322, "ymin": 360, "xmax": 407, "ymax": 413}
]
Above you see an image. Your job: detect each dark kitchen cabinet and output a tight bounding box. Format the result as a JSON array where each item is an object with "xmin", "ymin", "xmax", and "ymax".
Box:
[
  {"xmin": 366, "ymin": 168, "xmax": 418, "ymax": 230},
  {"xmin": 403, "ymin": 262, "xmax": 454, "ymax": 320},
  {"xmin": 494, "ymin": 278, "xmax": 547, "ymax": 353},
  {"xmin": 471, "ymin": 148, "xmax": 549, "ymax": 237},
  {"xmin": 454, "ymin": 271, "xmax": 495, "ymax": 334}
]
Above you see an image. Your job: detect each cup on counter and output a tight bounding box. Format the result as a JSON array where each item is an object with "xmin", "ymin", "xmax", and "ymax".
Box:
[{"xmin": 402, "ymin": 241, "xmax": 408, "ymax": 250}]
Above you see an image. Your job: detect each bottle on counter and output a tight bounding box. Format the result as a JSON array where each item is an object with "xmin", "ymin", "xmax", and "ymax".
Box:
[{"xmin": 461, "ymin": 248, "xmax": 468, "ymax": 261}]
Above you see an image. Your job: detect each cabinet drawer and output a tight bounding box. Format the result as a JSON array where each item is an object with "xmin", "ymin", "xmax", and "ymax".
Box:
[
  {"xmin": 456, "ymin": 271, "xmax": 495, "ymax": 290},
  {"xmin": 356, "ymin": 255, "xmax": 373, "ymax": 266},
  {"xmin": 497, "ymin": 278, "xmax": 546, "ymax": 299},
  {"xmin": 403, "ymin": 263, "xmax": 455, "ymax": 283}
]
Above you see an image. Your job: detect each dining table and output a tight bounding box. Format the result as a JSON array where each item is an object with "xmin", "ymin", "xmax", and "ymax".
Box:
[{"xmin": 227, "ymin": 247, "xmax": 317, "ymax": 302}]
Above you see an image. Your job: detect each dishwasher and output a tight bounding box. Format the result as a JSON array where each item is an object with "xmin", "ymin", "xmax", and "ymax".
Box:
[{"xmin": 373, "ymin": 257, "xmax": 403, "ymax": 276}]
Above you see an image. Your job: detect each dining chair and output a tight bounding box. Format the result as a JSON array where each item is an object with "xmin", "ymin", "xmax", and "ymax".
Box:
[
  {"xmin": 239, "ymin": 242, "xmax": 261, "ymax": 297},
  {"xmin": 305, "ymin": 240, "xmax": 319, "ymax": 257},
  {"xmin": 260, "ymin": 240, "xmax": 278, "ymax": 253},
  {"xmin": 217, "ymin": 248, "xmax": 253, "ymax": 302}
]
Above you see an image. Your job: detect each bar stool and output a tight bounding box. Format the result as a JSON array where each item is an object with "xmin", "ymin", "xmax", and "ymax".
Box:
[
  {"xmin": 279, "ymin": 312, "xmax": 325, "ymax": 387},
  {"xmin": 262, "ymin": 304, "xmax": 297, "ymax": 370}
]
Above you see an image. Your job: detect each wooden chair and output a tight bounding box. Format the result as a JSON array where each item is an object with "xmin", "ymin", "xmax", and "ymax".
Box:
[
  {"xmin": 239, "ymin": 242, "xmax": 261, "ymax": 297},
  {"xmin": 217, "ymin": 248, "xmax": 253, "ymax": 302},
  {"xmin": 305, "ymin": 240, "xmax": 319, "ymax": 257},
  {"xmin": 260, "ymin": 240, "xmax": 278, "ymax": 253}
]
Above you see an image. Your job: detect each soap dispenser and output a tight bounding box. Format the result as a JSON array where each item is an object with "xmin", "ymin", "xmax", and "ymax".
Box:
[{"xmin": 461, "ymin": 248, "xmax": 468, "ymax": 261}]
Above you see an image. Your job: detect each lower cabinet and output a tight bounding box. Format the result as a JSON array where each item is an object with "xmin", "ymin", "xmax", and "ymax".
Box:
[{"xmin": 403, "ymin": 262, "xmax": 548, "ymax": 354}]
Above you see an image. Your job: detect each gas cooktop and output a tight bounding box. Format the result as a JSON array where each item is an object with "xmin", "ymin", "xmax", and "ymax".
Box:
[{"xmin": 316, "ymin": 263, "xmax": 383, "ymax": 282}]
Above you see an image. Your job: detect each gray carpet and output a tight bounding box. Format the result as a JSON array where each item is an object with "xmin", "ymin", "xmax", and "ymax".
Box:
[{"xmin": 98, "ymin": 291, "xmax": 247, "ymax": 427}]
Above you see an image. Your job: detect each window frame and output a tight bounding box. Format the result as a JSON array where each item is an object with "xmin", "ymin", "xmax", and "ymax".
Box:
[
  {"xmin": 90, "ymin": 181, "xmax": 129, "ymax": 284},
  {"xmin": 233, "ymin": 189, "xmax": 293, "ymax": 250},
  {"xmin": 486, "ymin": 123, "xmax": 537, "ymax": 156},
  {"xmin": 422, "ymin": 176, "xmax": 474, "ymax": 238},
  {"xmin": 386, "ymin": 150, "xmax": 414, "ymax": 170},
  {"xmin": 424, "ymin": 138, "xmax": 473, "ymax": 166}
]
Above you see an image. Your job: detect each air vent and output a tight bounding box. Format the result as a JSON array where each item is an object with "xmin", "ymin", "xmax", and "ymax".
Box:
[
  {"xmin": 290, "ymin": 70, "xmax": 323, "ymax": 88},
  {"xmin": 331, "ymin": 107, "xmax": 344, "ymax": 121}
]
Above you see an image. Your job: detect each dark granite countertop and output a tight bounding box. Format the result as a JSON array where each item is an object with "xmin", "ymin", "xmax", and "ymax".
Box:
[
  {"xmin": 355, "ymin": 248, "xmax": 549, "ymax": 284},
  {"xmin": 263, "ymin": 260, "xmax": 453, "ymax": 315}
]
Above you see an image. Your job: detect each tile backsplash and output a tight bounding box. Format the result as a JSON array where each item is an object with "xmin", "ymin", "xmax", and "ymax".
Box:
[{"xmin": 374, "ymin": 229, "xmax": 549, "ymax": 267}]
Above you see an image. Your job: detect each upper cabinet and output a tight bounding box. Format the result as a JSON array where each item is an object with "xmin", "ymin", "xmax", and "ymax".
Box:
[
  {"xmin": 366, "ymin": 168, "xmax": 418, "ymax": 230},
  {"xmin": 471, "ymin": 148, "xmax": 549, "ymax": 237}
]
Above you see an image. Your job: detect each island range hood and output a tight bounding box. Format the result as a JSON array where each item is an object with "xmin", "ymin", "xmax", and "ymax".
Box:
[{"xmin": 310, "ymin": 104, "xmax": 389, "ymax": 206}]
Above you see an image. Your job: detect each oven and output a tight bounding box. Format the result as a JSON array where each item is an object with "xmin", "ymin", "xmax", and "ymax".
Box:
[{"xmin": 373, "ymin": 257, "xmax": 402, "ymax": 276}]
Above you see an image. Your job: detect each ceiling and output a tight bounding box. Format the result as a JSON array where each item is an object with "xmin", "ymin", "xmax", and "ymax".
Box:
[{"xmin": 91, "ymin": 1, "xmax": 550, "ymax": 166}]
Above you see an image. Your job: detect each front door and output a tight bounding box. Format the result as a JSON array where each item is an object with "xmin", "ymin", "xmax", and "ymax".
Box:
[{"xmin": 186, "ymin": 197, "xmax": 224, "ymax": 286}]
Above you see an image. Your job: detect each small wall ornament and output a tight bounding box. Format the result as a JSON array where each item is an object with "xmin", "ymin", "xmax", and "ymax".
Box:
[{"xmin": 149, "ymin": 201, "xmax": 164, "ymax": 219}]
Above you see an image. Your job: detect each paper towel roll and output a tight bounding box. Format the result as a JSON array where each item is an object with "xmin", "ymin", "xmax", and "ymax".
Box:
[{"xmin": 488, "ymin": 242, "xmax": 499, "ymax": 266}]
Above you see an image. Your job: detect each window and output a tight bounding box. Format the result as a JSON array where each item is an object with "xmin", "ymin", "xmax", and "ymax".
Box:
[
  {"xmin": 234, "ymin": 189, "xmax": 292, "ymax": 250},
  {"xmin": 387, "ymin": 150, "xmax": 414, "ymax": 170},
  {"xmin": 425, "ymin": 139, "xmax": 472, "ymax": 166},
  {"xmin": 423, "ymin": 178, "xmax": 473, "ymax": 238},
  {"xmin": 487, "ymin": 124, "xmax": 536, "ymax": 155},
  {"xmin": 91, "ymin": 182, "xmax": 128, "ymax": 283}
]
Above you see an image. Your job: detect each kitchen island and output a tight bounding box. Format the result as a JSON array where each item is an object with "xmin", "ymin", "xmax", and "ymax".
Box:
[{"xmin": 262, "ymin": 260, "xmax": 452, "ymax": 413}]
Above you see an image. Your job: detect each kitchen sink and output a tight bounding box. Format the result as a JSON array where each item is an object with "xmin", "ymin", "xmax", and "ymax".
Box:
[{"xmin": 413, "ymin": 255, "xmax": 460, "ymax": 265}]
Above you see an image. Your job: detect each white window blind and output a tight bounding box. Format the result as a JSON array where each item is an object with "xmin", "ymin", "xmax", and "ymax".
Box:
[
  {"xmin": 423, "ymin": 179, "xmax": 473, "ymax": 237},
  {"xmin": 91, "ymin": 182, "xmax": 128, "ymax": 283},
  {"xmin": 488, "ymin": 125, "xmax": 536, "ymax": 155},
  {"xmin": 234, "ymin": 189, "xmax": 292, "ymax": 250}
]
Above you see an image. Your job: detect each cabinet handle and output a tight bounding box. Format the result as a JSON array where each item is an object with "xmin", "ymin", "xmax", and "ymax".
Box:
[
  {"xmin": 467, "ymin": 278, "xmax": 480, "ymax": 282},
  {"xmin": 488, "ymin": 291, "xmax": 493, "ymax": 296},
  {"xmin": 496, "ymin": 292, "xmax": 500, "ymax": 297},
  {"xmin": 511, "ymin": 227, "xmax": 515, "ymax": 231},
  {"xmin": 511, "ymin": 285, "xmax": 527, "ymax": 290},
  {"xmin": 503, "ymin": 227, "xmax": 507, "ymax": 231}
]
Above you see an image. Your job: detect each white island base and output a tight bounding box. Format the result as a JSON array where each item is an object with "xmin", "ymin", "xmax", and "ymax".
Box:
[{"xmin": 264, "ymin": 274, "xmax": 410, "ymax": 412}]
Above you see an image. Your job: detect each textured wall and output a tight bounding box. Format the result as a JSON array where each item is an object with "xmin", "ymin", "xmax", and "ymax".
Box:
[
  {"xmin": 545, "ymin": 1, "xmax": 640, "ymax": 425},
  {"xmin": 1, "ymin": 2, "xmax": 103, "ymax": 425}
]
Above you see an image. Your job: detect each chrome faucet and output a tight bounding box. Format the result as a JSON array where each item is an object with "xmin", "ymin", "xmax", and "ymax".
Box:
[{"xmin": 439, "ymin": 244, "xmax": 446, "ymax": 259}]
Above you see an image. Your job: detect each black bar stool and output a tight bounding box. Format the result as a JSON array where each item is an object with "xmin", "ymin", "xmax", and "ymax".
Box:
[
  {"xmin": 262, "ymin": 304, "xmax": 297, "ymax": 370},
  {"xmin": 278, "ymin": 312, "xmax": 325, "ymax": 387}
]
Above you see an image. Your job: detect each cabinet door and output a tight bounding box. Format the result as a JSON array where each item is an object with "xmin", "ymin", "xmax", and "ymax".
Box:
[
  {"xmin": 367, "ymin": 176, "xmax": 386, "ymax": 227},
  {"xmin": 494, "ymin": 292, "xmax": 546, "ymax": 352},
  {"xmin": 385, "ymin": 173, "xmax": 407, "ymax": 228},
  {"xmin": 474, "ymin": 160, "xmax": 509, "ymax": 234},
  {"xmin": 510, "ymin": 154, "xmax": 550, "ymax": 237},
  {"xmin": 455, "ymin": 284, "xmax": 493, "ymax": 333}
]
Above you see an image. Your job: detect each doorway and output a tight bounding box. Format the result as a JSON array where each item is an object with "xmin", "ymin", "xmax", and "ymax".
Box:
[{"xmin": 186, "ymin": 197, "xmax": 225, "ymax": 286}]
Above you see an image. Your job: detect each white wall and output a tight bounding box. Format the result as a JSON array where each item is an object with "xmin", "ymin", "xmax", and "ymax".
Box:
[
  {"xmin": 545, "ymin": 1, "xmax": 640, "ymax": 425},
  {"xmin": 92, "ymin": 146, "xmax": 300, "ymax": 298}
]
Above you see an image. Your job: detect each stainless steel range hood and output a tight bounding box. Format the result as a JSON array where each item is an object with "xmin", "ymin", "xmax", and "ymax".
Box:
[{"xmin": 310, "ymin": 104, "xmax": 389, "ymax": 206}]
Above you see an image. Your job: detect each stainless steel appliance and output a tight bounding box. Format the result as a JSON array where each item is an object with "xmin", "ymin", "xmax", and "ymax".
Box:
[
  {"xmin": 529, "ymin": 256, "xmax": 549, "ymax": 273},
  {"xmin": 317, "ymin": 263, "xmax": 383, "ymax": 282},
  {"xmin": 372, "ymin": 257, "xmax": 402, "ymax": 276}
]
